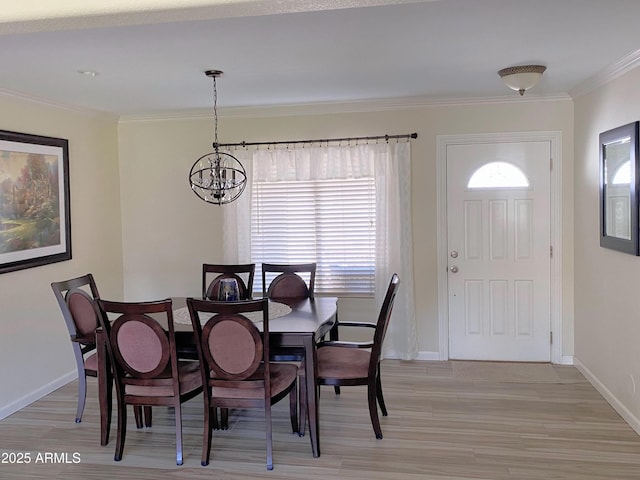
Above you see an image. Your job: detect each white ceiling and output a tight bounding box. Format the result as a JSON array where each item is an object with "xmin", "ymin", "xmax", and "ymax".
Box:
[{"xmin": 1, "ymin": 0, "xmax": 640, "ymax": 116}]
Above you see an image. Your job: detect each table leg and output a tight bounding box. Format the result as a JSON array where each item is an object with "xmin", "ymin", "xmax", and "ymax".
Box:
[
  {"xmin": 303, "ymin": 335, "xmax": 320, "ymax": 457},
  {"xmin": 96, "ymin": 328, "xmax": 112, "ymax": 446},
  {"xmin": 329, "ymin": 310, "xmax": 341, "ymax": 395}
]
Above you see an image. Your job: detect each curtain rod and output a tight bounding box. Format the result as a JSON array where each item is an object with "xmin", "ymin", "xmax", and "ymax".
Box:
[{"xmin": 216, "ymin": 132, "xmax": 417, "ymax": 148}]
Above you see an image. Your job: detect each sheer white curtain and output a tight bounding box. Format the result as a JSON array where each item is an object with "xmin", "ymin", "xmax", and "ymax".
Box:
[
  {"xmin": 222, "ymin": 149, "xmax": 253, "ymax": 263},
  {"xmin": 374, "ymin": 141, "xmax": 417, "ymax": 360},
  {"xmin": 223, "ymin": 141, "xmax": 417, "ymax": 360}
]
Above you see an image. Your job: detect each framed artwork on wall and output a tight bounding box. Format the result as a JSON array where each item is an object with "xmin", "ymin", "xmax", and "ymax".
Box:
[
  {"xmin": 0, "ymin": 130, "xmax": 71, "ymax": 274},
  {"xmin": 600, "ymin": 121, "xmax": 640, "ymax": 255}
]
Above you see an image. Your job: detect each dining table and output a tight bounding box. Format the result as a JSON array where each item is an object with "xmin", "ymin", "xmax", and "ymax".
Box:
[{"xmin": 96, "ymin": 295, "xmax": 338, "ymax": 459}]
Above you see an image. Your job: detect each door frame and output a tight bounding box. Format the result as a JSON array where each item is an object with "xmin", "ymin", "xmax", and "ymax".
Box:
[{"xmin": 436, "ymin": 131, "xmax": 564, "ymax": 364}]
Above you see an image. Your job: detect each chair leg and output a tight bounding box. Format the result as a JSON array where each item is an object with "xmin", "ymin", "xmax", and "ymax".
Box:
[
  {"xmin": 212, "ymin": 406, "xmax": 220, "ymax": 431},
  {"xmin": 376, "ymin": 368, "xmax": 388, "ymax": 417},
  {"xmin": 144, "ymin": 406, "xmax": 152, "ymax": 427},
  {"xmin": 221, "ymin": 408, "xmax": 229, "ymax": 430},
  {"xmin": 202, "ymin": 403, "xmax": 213, "ymax": 466},
  {"xmin": 134, "ymin": 406, "xmax": 143, "ymax": 429},
  {"xmin": 289, "ymin": 381, "xmax": 298, "ymax": 434},
  {"xmin": 329, "ymin": 320, "xmax": 341, "ymax": 397},
  {"xmin": 114, "ymin": 400, "xmax": 127, "ymax": 461},
  {"xmin": 98, "ymin": 333, "xmax": 112, "ymax": 446},
  {"xmin": 71, "ymin": 341, "xmax": 87, "ymax": 423},
  {"xmin": 174, "ymin": 402, "xmax": 184, "ymax": 466},
  {"xmin": 75, "ymin": 371, "xmax": 88, "ymax": 423},
  {"xmin": 367, "ymin": 380, "xmax": 383, "ymax": 439},
  {"xmin": 265, "ymin": 403, "xmax": 273, "ymax": 470},
  {"xmin": 99, "ymin": 364, "xmax": 113, "ymax": 446},
  {"xmin": 133, "ymin": 406, "xmax": 151, "ymax": 429},
  {"xmin": 298, "ymin": 378, "xmax": 307, "ymax": 437}
]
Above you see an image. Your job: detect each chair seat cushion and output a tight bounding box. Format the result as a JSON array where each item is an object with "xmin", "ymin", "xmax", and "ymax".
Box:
[
  {"xmin": 84, "ymin": 352, "xmax": 98, "ymax": 372},
  {"xmin": 125, "ymin": 360, "xmax": 202, "ymax": 396},
  {"xmin": 212, "ymin": 363, "xmax": 297, "ymax": 399},
  {"xmin": 317, "ymin": 346, "xmax": 371, "ymax": 380}
]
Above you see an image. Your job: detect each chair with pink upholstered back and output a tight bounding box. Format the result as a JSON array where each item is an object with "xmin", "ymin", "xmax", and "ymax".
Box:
[
  {"xmin": 186, "ymin": 297, "xmax": 300, "ymax": 470},
  {"xmin": 261, "ymin": 263, "xmax": 316, "ymax": 303},
  {"xmin": 96, "ymin": 298, "xmax": 202, "ymax": 465},
  {"xmin": 51, "ymin": 274, "xmax": 102, "ymax": 424},
  {"xmin": 260, "ymin": 263, "xmax": 317, "ymax": 436},
  {"xmin": 316, "ymin": 273, "xmax": 400, "ymax": 439}
]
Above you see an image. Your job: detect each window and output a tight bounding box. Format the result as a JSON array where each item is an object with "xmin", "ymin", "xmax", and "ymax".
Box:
[
  {"xmin": 467, "ymin": 161, "xmax": 529, "ymax": 189},
  {"xmin": 613, "ymin": 160, "xmax": 631, "ymax": 185},
  {"xmin": 251, "ymin": 176, "xmax": 376, "ymax": 296}
]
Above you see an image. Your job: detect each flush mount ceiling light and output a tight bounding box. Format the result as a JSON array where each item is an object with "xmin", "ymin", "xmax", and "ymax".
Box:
[
  {"xmin": 188, "ymin": 70, "xmax": 247, "ymax": 205},
  {"xmin": 498, "ymin": 65, "xmax": 546, "ymax": 96}
]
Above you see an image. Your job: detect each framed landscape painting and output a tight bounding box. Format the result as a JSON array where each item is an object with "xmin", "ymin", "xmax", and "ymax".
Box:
[{"xmin": 0, "ymin": 130, "xmax": 71, "ymax": 274}]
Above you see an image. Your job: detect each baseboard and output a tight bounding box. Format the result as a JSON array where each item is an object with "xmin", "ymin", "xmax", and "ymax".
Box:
[
  {"xmin": 416, "ymin": 351, "xmax": 441, "ymax": 361},
  {"xmin": 399, "ymin": 353, "xmax": 573, "ymax": 363},
  {"xmin": 383, "ymin": 351, "xmax": 441, "ymax": 361},
  {"xmin": 0, "ymin": 370, "xmax": 76, "ymax": 421},
  {"xmin": 574, "ymin": 357, "xmax": 640, "ymax": 436},
  {"xmin": 559, "ymin": 355, "xmax": 574, "ymax": 365}
]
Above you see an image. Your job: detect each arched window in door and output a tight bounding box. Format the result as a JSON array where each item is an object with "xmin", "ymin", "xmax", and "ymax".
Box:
[
  {"xmin": 612, "ymin": 160, "xmax": 631, "ymax": 185},
  {"xmin": 467, "ymin": 161, "xmax": 530, "ymax": 189}
]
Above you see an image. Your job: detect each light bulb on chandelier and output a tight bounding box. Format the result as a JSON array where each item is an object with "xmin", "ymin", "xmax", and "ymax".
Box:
[{"xmin": 188, "ymin": 70, "xmax": 247, "ymax": 205}]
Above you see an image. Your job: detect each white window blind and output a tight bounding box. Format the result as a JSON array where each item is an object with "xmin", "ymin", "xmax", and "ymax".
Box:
[{"xmin": 251, "ymin": 177, "xmax": 376, "ymax": 296}]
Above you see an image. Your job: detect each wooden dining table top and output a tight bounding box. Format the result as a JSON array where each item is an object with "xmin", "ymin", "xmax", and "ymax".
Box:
[{"xmin": 169, "ymin": 296, "xmax": 338, "ymax": 337}]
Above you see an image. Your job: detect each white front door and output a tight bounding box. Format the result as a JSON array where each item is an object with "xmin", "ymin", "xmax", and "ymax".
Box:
[{"xmin": 447, "ymin": 141, "xmax": 551, "ymax": 361}]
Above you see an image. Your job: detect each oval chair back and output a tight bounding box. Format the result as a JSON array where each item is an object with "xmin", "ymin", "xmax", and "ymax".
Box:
[{"xmin": 202, "ymin": 263, "xmax": 255, "ymax": 300}]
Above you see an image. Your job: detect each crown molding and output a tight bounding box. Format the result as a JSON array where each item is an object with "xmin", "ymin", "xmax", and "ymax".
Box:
[
  {"xmin": 0, "ymin": 84, "xmax": 572, "ymax": 124},
  {"xmin": 118, "ymin": 93, "xmax": 572, "ymax": 123},
  {"xmin": 0, "ymin": 87, "xmax": 117, "ymax": 119},
  {"xmin": 570, "ymin": 48, "xmax": 640, "ymax": 98}
]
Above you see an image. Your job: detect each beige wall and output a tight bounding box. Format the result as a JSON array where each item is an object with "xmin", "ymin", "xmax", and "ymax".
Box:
[
  {"xmin": 118, "ymin": 99, "xmax": 575, "ymax": 357},
  {"xmin": 0, "ymin": 94, "xmax": 576, "ymax": 419},
  {"xmin": 0, "ymin": 94, "xmax": 123, "ymax": 417},
  {"xmin": 574, "ymin": 66, "xmax": 640, "ymax": 428}
]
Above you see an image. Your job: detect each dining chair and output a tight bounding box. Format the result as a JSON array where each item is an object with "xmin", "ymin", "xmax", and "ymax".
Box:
[
  {"xmin": 97, "ymin": 298, "xmax": 203, "ymax": 465},
  {"xmin": 261, "ymin": 262, "xmax": 317, "ymax": 433},
  {"xmin": 261, "ymin": 262, "xmax": 316, "ymax": 303},
  {"xmin": 52, "ymin": 274, "xmax": 153, "ymax": 445},
  {"xmin": 200, "ymin": 263, "xmax": 257, "ymax": 427},
  {"xmin": 202, "ymin": 263, "xmax": 255, "ymax": 300},
  {"xmin": 316, "ymin": 273, "xmax": 400, "ymax": 439},
  {"xmin": 51, "ymin": 274, "xmax": 103, "ymax": 425},
  {"xmin": 186, "ymin": 297, "xmax": 300, "ymax": 470}
]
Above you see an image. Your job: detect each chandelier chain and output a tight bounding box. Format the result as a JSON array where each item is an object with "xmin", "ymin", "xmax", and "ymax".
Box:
[{"xmin": 212, "ymin": 74, "xmax": 219, "ymax": 152}]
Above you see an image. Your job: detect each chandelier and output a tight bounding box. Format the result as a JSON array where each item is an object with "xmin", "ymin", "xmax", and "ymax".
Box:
[{"xmin": 189, "ymin": 70, "xmax": 247, "ymax": 205}]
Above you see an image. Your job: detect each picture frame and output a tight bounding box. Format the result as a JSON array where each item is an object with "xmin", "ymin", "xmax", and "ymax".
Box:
[
  {"xmin": 599, "ymin": 121, "xmax": 640, "ymax": 255},
  {"xmin": 0, "ymin": 130, "xmax": 71, "ymax": 273}
]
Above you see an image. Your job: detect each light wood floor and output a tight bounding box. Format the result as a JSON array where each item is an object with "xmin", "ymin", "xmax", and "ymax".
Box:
[{"xmin": 2, "ymin": 360, "xmax": 640, "ymax": 479}]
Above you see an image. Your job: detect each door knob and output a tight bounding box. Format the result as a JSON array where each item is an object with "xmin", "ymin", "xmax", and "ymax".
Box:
[{"xmin": 449, "ymin": 266, "xmax": 458, "ymax": 273}]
